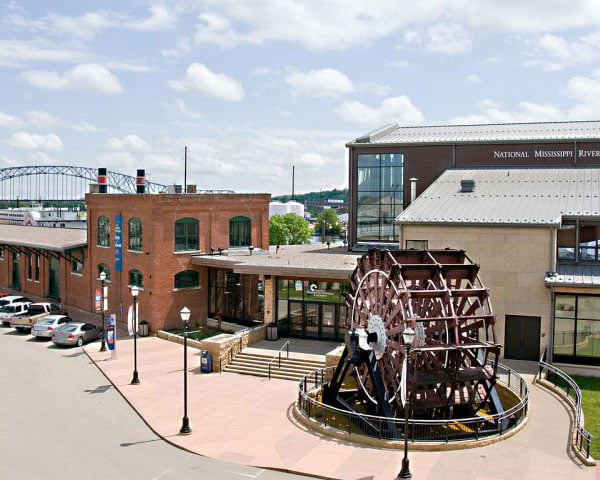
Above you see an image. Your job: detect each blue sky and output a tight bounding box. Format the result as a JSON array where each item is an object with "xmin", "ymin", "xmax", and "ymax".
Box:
[{"xmin": 2, "ymin": 1, "xmax": 600, "ymax": 195}]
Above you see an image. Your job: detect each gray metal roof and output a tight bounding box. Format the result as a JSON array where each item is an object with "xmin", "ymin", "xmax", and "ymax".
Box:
[
  {"xmin": 350, "ymin": 120, "xmax": 600, "ymax": 145},
  {"xmin": 0, "ymin": 224, "xmax": 87, "ymax": 252},
  {"xmin": 396, "ymin": 167, "xmax": 600, "ymax": 226},
  {"xmin": 544, "ymin": 264, "xmax": 600, "ymax": 288}
]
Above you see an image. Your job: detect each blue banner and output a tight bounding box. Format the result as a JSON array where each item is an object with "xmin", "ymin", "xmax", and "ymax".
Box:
[
  {"xmin": 106, "ymin": 314, "xmax": 116, "ymax": 350},
  {"xmin": 115, "ymin": 214, "xmax": 122, "ymax": 272}
]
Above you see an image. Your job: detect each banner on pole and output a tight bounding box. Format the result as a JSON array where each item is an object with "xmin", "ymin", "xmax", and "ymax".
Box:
[
  {"xmin": 95, "ymin": 288, "xmax": 102, "ymax": 312},
  {"xmin": 127, "ymin": 304, "xmax": 139, "ymax": 336},
  {"xmin": 115, "ymin": 215, "xmax": 123, "ymax": 272},
  {"xmin": 103, "ymin": 285, "xmax": 108, "ymax": 312}
]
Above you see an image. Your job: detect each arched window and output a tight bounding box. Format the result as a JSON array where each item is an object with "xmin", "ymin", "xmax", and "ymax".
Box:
[
  {"xmin": 98, "ymin": 263, "xmax": 111, "ymax": 281},
  {"xmin": 174, "ymin": 218, "xmax": 199, "ymax": 251},
  {"xmin": 174, "ymin": 270, "xmax": 200, "ymax": 289},
  {"xmin": 98, "ymin": 216, "xmax": 110, "ymax": 247},
  {"xmin": 229, "ymin": 216, "xmax": 251, "ymax": 247},
  {"xmin": 129, "ymin": 269, "xmax": 143, "ymax": 288},
  {"xmin": 128, "ymin": 217, "xmax": 142, "ymax": 251}
]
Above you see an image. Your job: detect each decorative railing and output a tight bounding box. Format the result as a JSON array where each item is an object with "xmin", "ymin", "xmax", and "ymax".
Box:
[
  {"xmin": 537, "ymin": 353, "xmax": 593, "ymax": 460},
  {"xmin": 297, "ymin": 363, "xmax": 528, "ymax": 443}
]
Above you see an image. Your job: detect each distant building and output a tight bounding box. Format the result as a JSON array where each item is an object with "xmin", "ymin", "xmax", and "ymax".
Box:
[{"xmin": 268, "ymin": 200, "xmax": 305, "ymax": 218}]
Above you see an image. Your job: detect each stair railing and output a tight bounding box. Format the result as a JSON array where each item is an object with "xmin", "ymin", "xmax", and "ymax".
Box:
[
  {"xmin": 219, "ymin": 335, "xmax": 244, "ymax": 373},
  {"xmin": 268, "ymin": 340, "xmax": 291, "ymax": 380}
]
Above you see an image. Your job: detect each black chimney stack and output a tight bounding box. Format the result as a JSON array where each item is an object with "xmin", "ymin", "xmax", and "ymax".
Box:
[
  {"xmin": 98, "ymin": 168, "xmax": 108, "ymax": 193},
  {"xmin": 136, "ymin": 169, "xmax": 146, "ymax": 194}
]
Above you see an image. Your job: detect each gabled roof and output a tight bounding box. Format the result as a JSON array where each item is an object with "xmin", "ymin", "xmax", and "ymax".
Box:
[
  {"xmin": 0, "ymin": 224, "xmax": 87, "ymax": 252},
  {"xmin": 348, "ymin": 120, "xmax": 600, "ymax": 146},
  {"xmin": 396, "ymin": 167, "xmax": 600, "ymax": 226}
]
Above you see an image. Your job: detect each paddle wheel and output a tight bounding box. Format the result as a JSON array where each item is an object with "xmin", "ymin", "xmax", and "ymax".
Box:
[{"xmin": 323, "ymin": 249, "xmax": 502, "ymax": 423}]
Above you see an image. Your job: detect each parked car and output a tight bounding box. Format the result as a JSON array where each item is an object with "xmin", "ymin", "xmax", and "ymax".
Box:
[
  {"xmin": 0, "ymin": 295, "xmax": 32, "ymax": 308},
  {"xmin": 31, "ymin": 315, "xmax": 73, "ymax": 339},
  {"xmin": 11, "ymin": 302, "xmax": 63, "ymax": 332},
  {"xmin": 52, "ymin": 323, "xmax": 100, "ymax": 347},
  {"xmin": 0, "ymin": 301, "xmax": 32, "ymax": 328}
]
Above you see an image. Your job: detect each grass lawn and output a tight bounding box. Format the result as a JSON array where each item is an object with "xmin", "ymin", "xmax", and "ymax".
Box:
[
  {"xmin": 167, "ymin": 327, "xmax": 227, "ymax": 342},
  {"xmin": 572, "ymin": 375, "xmax": 600, "ymax": 459}
]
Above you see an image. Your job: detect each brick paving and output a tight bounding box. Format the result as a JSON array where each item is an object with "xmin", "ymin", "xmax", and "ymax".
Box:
[{"xmin": 86, "ymin": 336, "xmax": 597, "ymax": 480}]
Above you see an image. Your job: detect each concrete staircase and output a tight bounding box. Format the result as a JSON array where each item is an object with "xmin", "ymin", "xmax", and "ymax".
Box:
[{"xmin": 224, "ymin": 351, "xmax": 325, "ymax": 381}]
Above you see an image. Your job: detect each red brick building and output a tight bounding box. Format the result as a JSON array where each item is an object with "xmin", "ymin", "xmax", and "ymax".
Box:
[{"xmin": 0, "ymin": 191, "xmax": 270, "ymax": 333}]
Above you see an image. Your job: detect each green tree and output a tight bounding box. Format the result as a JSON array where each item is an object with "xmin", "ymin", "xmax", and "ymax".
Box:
[
  {"xmin": 313, "ymin": 209, "xmax": 341, "ymax": 236},
  {"xmin": 269, "ymin": 213, "xmax": 311, "ymax": 245}
]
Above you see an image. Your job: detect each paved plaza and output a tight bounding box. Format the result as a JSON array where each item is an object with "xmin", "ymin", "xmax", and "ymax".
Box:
[{"xmin": 86, "ymin": 336, "xmax": 598, "ymax": 480}]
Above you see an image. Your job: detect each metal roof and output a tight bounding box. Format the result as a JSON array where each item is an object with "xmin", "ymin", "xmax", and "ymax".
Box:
[
  {"xmin": 0, "ymin": 224, "xmax": 87, "ymax": 252},
  {"xmin": 396, "ymin": 167, "xmax": 600, "ymax": 226},
  {"xmin": 349, "ymin": 120, "xmax": 600, "ymax": 145},
  {"xmin": 544, "ymin": 264, "xmax": 600, "ymax": 288}
]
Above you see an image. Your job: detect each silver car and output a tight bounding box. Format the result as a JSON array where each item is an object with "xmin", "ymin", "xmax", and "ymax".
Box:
[
  {"xmin": 31, "ymin": 315, "xmax": 73, "ymax": 339},
  {"xmin": 52, "ymin": 322, "xmax": 100, "ymax": 347}
]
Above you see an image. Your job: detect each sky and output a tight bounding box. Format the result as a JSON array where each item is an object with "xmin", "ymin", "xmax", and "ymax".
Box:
[{"xmin": 3, "ymin": 1, "xmax": 600, "ymax": 195}]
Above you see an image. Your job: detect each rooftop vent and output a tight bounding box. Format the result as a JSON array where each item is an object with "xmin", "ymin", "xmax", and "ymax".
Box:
[{"xmin": 460, "ymin": 179, "xmax": 475, "ymax": 193}]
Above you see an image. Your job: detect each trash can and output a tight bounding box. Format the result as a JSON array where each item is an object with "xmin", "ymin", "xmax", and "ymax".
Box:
[
  {"xmin": 200, "ymin": 350, "xmax": 213, "ymax": 373},
  {"xmin": 267, "ymin": 322, "xmax": 278, "ymax": 341},
  {"xmin": 138, "ymin": 320, "xmax": 149, "ymax": 337}
]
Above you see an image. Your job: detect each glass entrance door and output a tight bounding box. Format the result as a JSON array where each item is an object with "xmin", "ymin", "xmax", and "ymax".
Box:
[
  {"xmin": 321, "ymin": 304, "xmax": 336, "ymax": 339},
  {"xmin": 305, "ymin": 303, "xmax": 319, "ymax": 338},
  {"xmin": 289, "ymin": 301, "xmax": 304, "ymax": 336}
]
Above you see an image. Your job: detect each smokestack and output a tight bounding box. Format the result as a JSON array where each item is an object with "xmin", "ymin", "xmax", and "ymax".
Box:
[
  {"xmin": 98, "ymin": 168, "xmax": 108, "ymax": 193},
  {"xmin": 136, "ymin": 169, "xmax": 146, "ymax": 194},
  {"xmin": 410, "ymin": 177, "xmax": 418, "ymax": 202}
]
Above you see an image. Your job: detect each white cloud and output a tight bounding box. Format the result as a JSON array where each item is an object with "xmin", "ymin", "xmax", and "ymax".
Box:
[
  {"xmin": 525, "ymin": 32, "xmax": 600, "ymax": 70},
  {"xmin": 335, "ymin": 96, "xmax": 424, "ymax": 128},
  {"xmin": 21, "ymin": 63, "xmax": 123, "ymax": 95},
  {"xmin": 161, "ymin": 37, "xmax": 192, "ymax": 57},
  {"xmin": 401, "ymin": 22, "xmax": 472, "ymax": 54},
  {"xmin": 169, "ymin": 63, "xmax": 244, "ymax": 102},
  {"xmin": 451, "ymin": 98, "xmax": 564, "ymax": 124},
  {"xmin": 100, "ymin": 61, "xmax": 153, "ymax": 73},
  {"xmin": 0, "ymin": 112, "xmax": 25, "ymax": 129},
  {"xmin": 286, "ymin": 68, "xmax": 354, "ymax": 98},
  {"xmin": 6, "ymin": 132, "xmax": 64, "ymax": 151},
  {"xmin": 297, "ymin": 152, "xmax": 326, "ymax": 167},
  {"xmin": 26, "ymin": 110, "xmax": 59, "ymax": 128},
  {"xmin": 129, "ymin": 5, "xmax": 176, "ymax": 32},
  {"xmin": 175, "ymin": 99, "xmax": 204, "ymax": 120},
  {"xmin": 465, "ymin": 74, "xmax": 482, "ymax": 83},
  {"xmin": 105, "ymin": 134, "xmax": 151, "ymax": 153},
  {"xmin": 0, "ymin": 39, "xmax": 86, "ymax": 66}
]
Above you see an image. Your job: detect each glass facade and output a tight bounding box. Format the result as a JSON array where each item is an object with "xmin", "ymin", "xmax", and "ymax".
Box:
[
  {"xmin": 557, "ymin": 222, "xmax": 600, "ymax": 262},
  {"xmin": 276, "ymin": 278, "xmax": 349, "ymax": 341},
  {"xmin": 554, "ymin": 294, "xmax": 600, "ymax": 365},
  {"xmin": 208, "ymin": 269, "xmax": 261, "ymax": 326},
  {"xmin": 356, "ymin": 153, "xmax": 403, "ymax": 243}
]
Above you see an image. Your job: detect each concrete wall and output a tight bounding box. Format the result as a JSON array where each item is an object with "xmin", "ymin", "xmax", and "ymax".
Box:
[{"xmin": 401, "ymin": 224, "xmax": 553, "ymax": 358}]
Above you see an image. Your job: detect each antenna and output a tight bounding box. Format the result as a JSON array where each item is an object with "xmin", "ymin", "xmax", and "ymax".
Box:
[
  {"xmin": 292, "ymin": 165, "xmax": 295, "ymax": 200},
  {"xmin": 184, "ymin": 146, "xmax": 188, "ymax": 194}
]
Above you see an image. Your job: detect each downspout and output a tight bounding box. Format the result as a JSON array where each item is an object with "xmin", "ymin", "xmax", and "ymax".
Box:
[{"xmin": 549, "ymin": 227, "xmax": 557, "ymax": 272}]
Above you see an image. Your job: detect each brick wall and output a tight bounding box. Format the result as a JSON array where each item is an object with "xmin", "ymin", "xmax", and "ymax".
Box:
[{"xmin": 86, "ymin": 192, "xmax": 271, "ymax": 333}]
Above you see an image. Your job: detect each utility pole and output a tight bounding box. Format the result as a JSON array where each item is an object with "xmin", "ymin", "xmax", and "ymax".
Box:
[{"xmin": 292, "ymin": 166, "xmax": 295, "ymax": 200}]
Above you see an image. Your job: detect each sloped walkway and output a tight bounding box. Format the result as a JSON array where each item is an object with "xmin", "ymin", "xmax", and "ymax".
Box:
[{"xmin": 86, "ymin": 337, "xmax": 597, "ymax": 480}]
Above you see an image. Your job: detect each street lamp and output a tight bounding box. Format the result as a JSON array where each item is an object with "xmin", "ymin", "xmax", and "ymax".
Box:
[
  {"xmin": 99, "ymin": 270, "xmax": 107, "ymax": 352},
  {"xmin": 398, "ymin": 325, "xmax": 416, "ymax": 479},
  {"xmin": 179, "ymin": 306, "xmax": 192, "ymax": 435},
  {"xmin": 130, "ymin": 286, "xmax": 140, "ymax": 385}
]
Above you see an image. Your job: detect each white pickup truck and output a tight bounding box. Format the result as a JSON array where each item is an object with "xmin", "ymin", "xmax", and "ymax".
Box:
[
  {"xmin": 0, "ymin": 302, "xmax": 32, "ymax": 328},
  {"xmin": 10, "ymin": 303, "xmax": 63, "ymax": 332}
]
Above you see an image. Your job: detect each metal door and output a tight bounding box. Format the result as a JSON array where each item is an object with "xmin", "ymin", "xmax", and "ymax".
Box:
[
  {"xmin": 504, "ymin": 315, "xmax": 541, "ymax": 361},
  {"xmin": 48, "ymin": 256, "xmax": 60, "ymax": 299},
  {"xmin": 11, "ymin": 252, "xmax": 19, "ymax": 289}
]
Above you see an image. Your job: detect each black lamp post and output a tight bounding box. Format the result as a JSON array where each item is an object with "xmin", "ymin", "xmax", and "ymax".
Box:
[
  {"xmin": 248, "ymin": 245, "xmax": 254, "ymax": 255},
  {"xmin": 99, "ymin": 270, "xmax": 107, "ymax": 352},
  {"xmin": 179, "ymin": 306, "xmax": 192, "ymax": 435},
  {"xmin": 130, "ymin": 286, "xmax": 140, "ymax": 385},
  {"xmin": 399, "ymin": 325, "xmax": 416, "ymax": 479}
]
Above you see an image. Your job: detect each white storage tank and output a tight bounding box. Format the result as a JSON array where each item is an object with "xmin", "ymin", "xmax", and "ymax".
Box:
[
  {"xmin": 269, "ymin": 201, "xmax": 288, "ymax": 217},
  {"xmin": 286, "ymin": 201, "xmax": 304, "ymax": 217}
]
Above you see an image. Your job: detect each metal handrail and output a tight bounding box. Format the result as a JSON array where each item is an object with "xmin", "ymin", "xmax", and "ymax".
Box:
[
  {"xmin": 268, "ymin": 340, "xmax": 291, "ymax": 380},
  {"xmin": 297, "ymin": 362, "xmax": 529, "ymax": 443},
  {"xmin": 219, "ymin": 336, "xmax": 243, "ymax": 373},
  {"xmin": 537, "ymin": 350, "xmax": 593, "ymax": 460}
]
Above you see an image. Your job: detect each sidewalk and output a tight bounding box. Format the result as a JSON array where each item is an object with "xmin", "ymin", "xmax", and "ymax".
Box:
[{"xmin": 86, "ymin": 336, "xmax": 597, "ymax": 480}]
